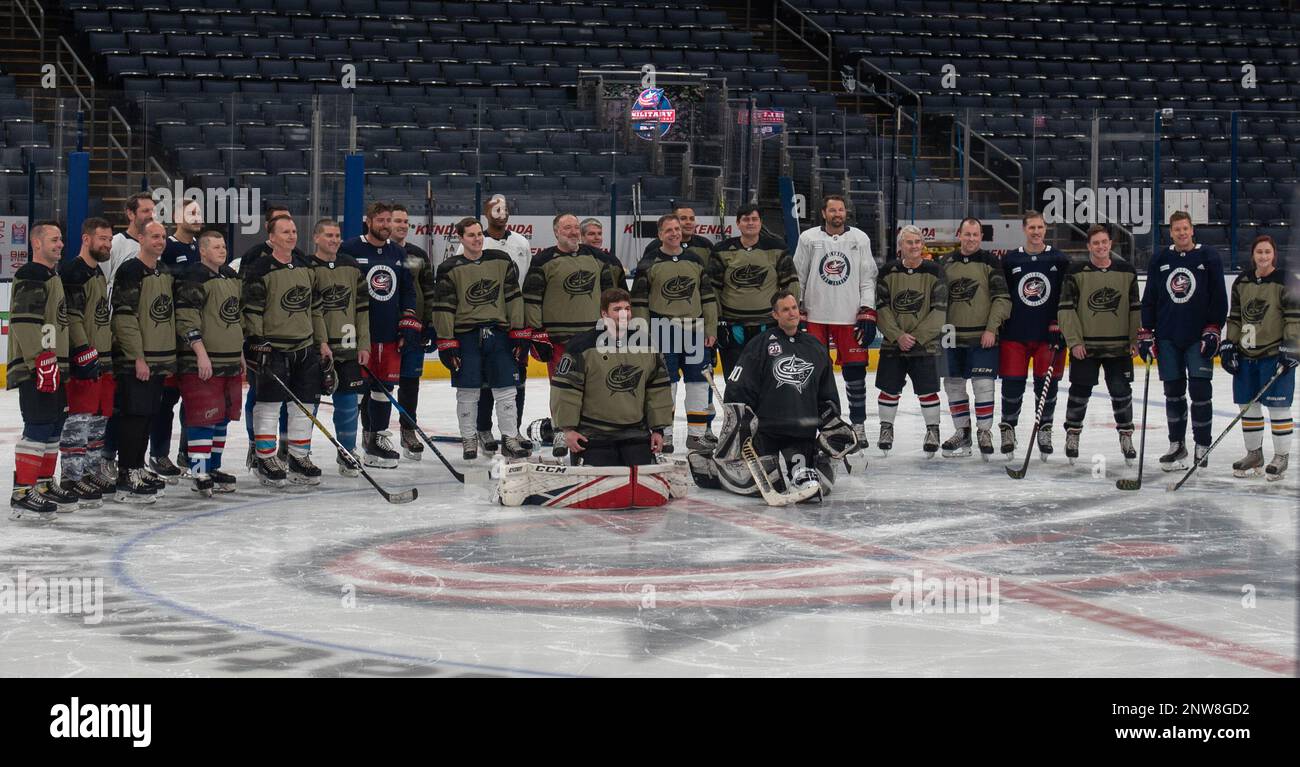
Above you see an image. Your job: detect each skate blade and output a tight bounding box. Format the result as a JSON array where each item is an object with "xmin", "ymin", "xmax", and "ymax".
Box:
[
  {"xmin": 56, "ymin": 504, "xmax": 79, "ymax": 514},
  {"xmin": 76, "ymin": 500, "xmax": 103, "ymax": 510},
  {"xmin": 363, "ymin": 457, "xmax": 399, "ymax": 469},
  {"xmin": 402, "ymin": 449, "xmax": 424, "ymax": 461},
  {"xmin": 288, "ymin": 474, "xmax": 321, "ymax": 486},
  {"xmin": 1266, "ymin": 473, "xmax": 1285, "ymax": 482},
  {"xmin": 1160, "ymin": 461, "xmax": 1187, "ymax": 472},
  {"xmin": 1233, "ymin": 468, "xmax": 1262, "ymax": 478},
  {"xmin": 114, "ymin": 492, "xmax": 157, "ymax": 505},
  {"xmin": 213, "ymin": 484, "xmax": 237, "ymax": 493},
  {"xmin": 257, "ymin": 477, "xmax": 288, "ymax": 488},
  {"xmin": 942, "ymin": 448, "xmax": 972, "ymax": 458},
  {"xmin": 924, "ymin": 451, "xmax": 938, "ymax": 459},
  {"xmin": 981, "ymin": 452, "xmax": 991, "ymax": 462}
]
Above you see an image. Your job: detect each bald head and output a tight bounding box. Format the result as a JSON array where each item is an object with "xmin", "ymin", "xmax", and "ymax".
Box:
[{"xmin": 139, "ymin": 220, "xmax": 167, "ymax": 262}]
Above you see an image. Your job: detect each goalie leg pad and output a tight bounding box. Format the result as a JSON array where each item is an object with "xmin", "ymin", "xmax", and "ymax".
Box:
[{"xmin": 496, "ymin": 461, "xmax": 685, "ymax": 509}]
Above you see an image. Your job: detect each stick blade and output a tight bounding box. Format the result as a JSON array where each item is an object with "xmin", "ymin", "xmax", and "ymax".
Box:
[
  {"xmin": 385, "ymin": 487, "xmax": 419, "ymax": 504},
  {"xmin": 1005, "ymin": 466, "xmax": 1028, "ymax": 479},
  {"xmin": 1115, "ymin": 478, "xmax": 1142, "ymax": 491}
]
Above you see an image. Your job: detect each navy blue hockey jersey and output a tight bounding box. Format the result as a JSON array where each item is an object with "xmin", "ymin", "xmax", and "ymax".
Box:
[
  {"xmin": 339, "ymin": 236, "xmax": 416, "ymax": 343},
  {"xmin": 1140, "ymin": 243, "xmax": 1228, "ymax": 345},
  {"xmin": 1001, "ymin": 246, "xmax": 1071, "ymax": 342}
]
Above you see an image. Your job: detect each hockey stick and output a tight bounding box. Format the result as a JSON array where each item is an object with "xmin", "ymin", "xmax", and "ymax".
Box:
[
  {"xmin": 705, "ymin": 368, "xmax": 822, "ymax": 505},
  {"xmin": 1167, "ymin": 361, "xmax": 1289, "ymax": 492},
  {"xmin": 741, "ymin": 437, "xmax": 821, "ymax": 506},
  {"xmin": 1006, "ymin": 345, "xmax": 1061, "ymax": 479},
  {"xmin": 315, "ymin": 398, "xmax": 463, "ymax": 443},
  {"xmin": 1116, "ymin": 358, "xmax": 1153, "ymax": 491},
  {"xmin": 264, "ymin": 369, "xmax": 418, "ymax": 504},
  {"xmin": 361, "ymin": 364, "xmax": 465, "ymax": 483}
]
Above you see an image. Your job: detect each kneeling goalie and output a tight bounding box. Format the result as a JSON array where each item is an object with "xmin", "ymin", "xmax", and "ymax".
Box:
[
  {"xmin": 495, "ymin": 289, "xmax": 689, "ymax": 509},
  {"xmin": 689, "ymin": 290, "xmax": 858, "ymax": 505}
]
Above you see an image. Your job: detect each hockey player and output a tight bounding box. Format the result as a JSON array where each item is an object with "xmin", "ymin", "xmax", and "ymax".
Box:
[
  {"xmin": 432, "ymin": 217, "xmax": 530, "ymax": 460},
  {"xmin": 1057, "ymin": 225, "xmax": 1141, "ymax": 465},
  {"xmin": 391, "ymin": 203, "xmax": 437, "ymax": 461},
  {"xmin": 242, "ymin": 215, "xmax": 326, "ymax": 485},
  {"xmin": 643, "ymin": 204, "xmax": 714, "ymax": 265},
  {"xmin": 939, "ymin": 217, "xmax": 1010, "ymax": 458},
  {"xmin": 110, "ymin": 221, "xmax": 175, "ymax": 503},
  {"xmin": 709, "ymin": 205, "xmax": 801, "ymax": 377},
  {"xmin": 8, "ymin": 221, "xmax": 74, "ymax": 518},
  {"xmin": 523, "ymin": 212, "xmax": 616, "ymax": 386},
  {"xmin": 690, "ymin": 290, "xmax": 851, "ymax": 503},
  {"xmin": 341, "ymin": 201, "xmax": 420, "ymax": 468},
  {"xmin": 998, "ymin": 210, "xmax": 1070, "ymax": 458},
  {"xmin": 631, "ymin": 214, "xmax": 719, "ymax": 452},
  {"xmin": 1220, "ymin": 234, "xmax": 1298, "ymax": 481},
  {"xmin": 1139, "ymin": 210, "xmax": 1228, "ymax": 471},
  {"xmin": 551, "ymin": 288, "xmax": 672, "ymax": 466},
  {"xmin": 580, "ymin": 218, "xmax": 605, "ymax": 252},
  {"xmin": 149, "ymin": 198, "xmax": 206, "ymax": 482},
  {"xmin": 236, "ymin": 204, "xmax": 296, "ymax": 277},
  {"xmin": 174, "ymin": 230, "xmax": 244, "ymax": 495},
  {"xmin": 875, "ymin": 225, "xmax": 949, "ymax": 455},
  {"xmin": 105, "ymin": 191, "xmax": 155, "ymax": 289},
  {"xmin": 309, "ymin": 218, "xmax": 370, "ymax": 477},
  {"xmin": 794, "ymin": 194, "xmax": 877, "ymax": 444},
  {"xmin": 476, "ymin": 194, "xmax": 533, "ymax": 453},
  {"xmin": 58, "ymin": 218, "xmax": 116, "ymax": 508}
]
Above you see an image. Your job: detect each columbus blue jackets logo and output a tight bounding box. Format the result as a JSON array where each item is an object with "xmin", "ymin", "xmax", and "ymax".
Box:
[
  {"xmin": 1166, "ymin": 268, "xmax": 1196, "ymax": 304},
  {"xmin": 1242, "ymin": 297, "xmax": 1270, "ymax": 324},
  {"xmin": 281, "ymin": 285, "xmax": 312, "ymax": 315},
  {"xmin": 605, "ymin": 364, "xmax": 644, "ymax": 395},
  {"xmin": 729, "ymin": 264, "xmax": 769, "ymax": 290},
  {"xmin": 892, "ymin": 289, "xmax": 925, "ymax": 315},
  {"xmin": 320, "ymin": 284, "xmax": 351, "ymax": 312},
  {"xmin": 818, "ymin": 251, "xmax": 850, "ymax": 287},
  {"xmin": 219, "ymin": 296, "xmax": 242, "ymax": 325},
  {"xmin": 149, "ymin": 294, "xmax": 173, "ymax": 324},
  {"xmin": 1087, "ymin": 287, "xmax": 1123, "ymax": 315},
  {"xmin": 1017, "ymin": 273, "xmax": 1051, "ymax": 308},
  {"xmin": 661, "ymin": 275, "xmax": 695, "ymax": 303},
  {"xmin": 948, "ymin": 277, "xmax": 980, "ymax": 304},
  {"xmin": 56, "ymin": 298, "xmax": 68, "ymax": 327},
  {"xmin": 466, "ymin": 278, "xmax": 501, "ymax": 307},
  {"xmin": 563, "ymin": 269, "xmax": 597, "ymax": 298},
  {"xmin": 93, "ymin": 297, "xmax": 110, "ymax": 327},
  {"xmin": 368, "ymin": 264, "xmax": 398, "ymax": 302},
  {"xmin": 772, "ymin": 354, "xmax": 815, "ymax": 393}
]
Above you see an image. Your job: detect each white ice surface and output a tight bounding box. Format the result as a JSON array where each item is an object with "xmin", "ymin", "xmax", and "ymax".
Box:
[{"xmin": 0, "ymin": 368, "xmax": 1294, "ymax": 677}]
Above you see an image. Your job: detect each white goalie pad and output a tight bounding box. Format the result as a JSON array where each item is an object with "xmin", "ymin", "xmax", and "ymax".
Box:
[{"xmin": 495, "ymin": 457, "xmax": 690, "ymax": 509}]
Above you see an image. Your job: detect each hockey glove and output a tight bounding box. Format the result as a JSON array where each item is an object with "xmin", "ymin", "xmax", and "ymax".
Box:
[
  {"xmin": 422, "ymin": 325, "xmax": 437, "ymax": 354},
  {"xmin": 34, "ymin": 350, "xmax": 59, "ymax": 393},
  {"xmin": 529, "ymin": 330, "xmax": 554, "ymax": 363},
  {"xmin": 319, "ymin": 354, "xmax": 338, "ymax": 396},
  {"xmin": 247, "ymin": 338, "xmax": 274, "ymax": 373},
  {"xmin": 1280, "ymin": 340, "xmax": 1299, "ymax": 370},
  {"xmin": 854, "ymin": 307, "xmax": 878, "ymax": 348},
  {"xmin": 1200, "ymin": 325, "xmax": 1221, "ymax": 359},
  {"xmin": 398, "ymin": 312, "xmax": 423, "ymax": 350},
  {"xmin": 1136, "ymin": 328, "xmax": 1156, "ymax": 363},
  {"xmin": 816, "ymin": 406, "xmax": 858, "ymax": 459},
  {"xmin": 1218, "ymin": 340, "xmax": 1239, "ymax": 376},
  {"xmin": 71, "ymin": 345, "xmax": 99, "ymax": 380},
  {"xmin": 508, "ymin": 328, "xmax": 532, "ymax": 365},
  {"xmin": 1047, "ymin": 321, "xmax": 1065, "ymax": 350},
  {"xmin": 436, "ymin": 338, "xmax": 462, "ymax": 373}
]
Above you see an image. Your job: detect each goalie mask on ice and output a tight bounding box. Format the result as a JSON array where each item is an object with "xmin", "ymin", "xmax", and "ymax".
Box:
[
  {"xmin": 688, "ymin": 403, "xmax": 835, "ymax": 505},
  {"xmin": 495, "ymin": 457, "xmax": 690, "ymax": 509}
]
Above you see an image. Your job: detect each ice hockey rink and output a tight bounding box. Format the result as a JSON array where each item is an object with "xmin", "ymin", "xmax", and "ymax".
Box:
[{"xmin": 0, "ymin": 369, "xmax": 1294, "ymax": 678}]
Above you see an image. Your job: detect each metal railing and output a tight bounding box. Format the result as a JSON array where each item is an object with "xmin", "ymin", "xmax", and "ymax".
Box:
[
  {"xmin": 147, "ymin": 156, "xmax": 172, "ymax": 190},
  {"xmin": 952, "ymin": 117, "xmax": 1023, "ymax": 211},
  {"xmin": 107, "ymin": 106, "xmax": 134, "ymax": 190},
  {"xmin": 773, "ymin": 0, "xmax": 833, "ymax": 87},
  {"xmin": 55, "ymin": 36, "xmax": 96, "ymax": 152},
  {"xmin": 854, "ymin": 58, "xmax": 921, "ymax": 126},
  {"xmin": 12, "ymin": 0, "xmax": 45, "ymax": 63}
]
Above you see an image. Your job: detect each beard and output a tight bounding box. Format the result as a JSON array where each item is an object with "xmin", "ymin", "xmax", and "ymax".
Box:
[{"xmin": 90, "ymin": 246, "xmax": 111, "ymax": 263}]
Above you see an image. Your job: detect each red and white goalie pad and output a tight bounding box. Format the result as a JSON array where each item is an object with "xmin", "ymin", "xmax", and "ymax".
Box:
[{"xmin": 495, "ymin": 458, "xmax": 690, "ymax": 509}]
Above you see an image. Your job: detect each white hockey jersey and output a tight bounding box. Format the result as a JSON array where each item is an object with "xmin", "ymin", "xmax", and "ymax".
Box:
[
  {"xmin": 793, "ymin": 226, "xmax": 877, "ymax": 324},
  {"xmin": 484, "ymin": 229, "xmax": 532, "ymax": 289},
  {"xmin": 104, "ymin": 231, "xmax": 141, "ymax": 293}
]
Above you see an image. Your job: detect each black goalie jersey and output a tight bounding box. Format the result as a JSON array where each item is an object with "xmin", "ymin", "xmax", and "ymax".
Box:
[{"xmin": 724, "ymin": 328, "xmax": 840, "ymax": 439}]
